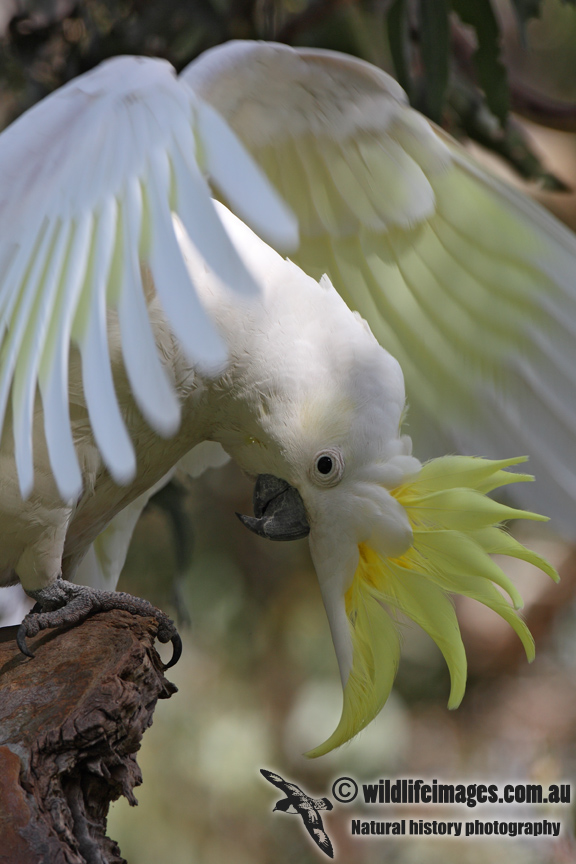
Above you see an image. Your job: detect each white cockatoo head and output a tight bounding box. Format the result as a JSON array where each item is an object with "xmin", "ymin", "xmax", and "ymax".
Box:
[{"xmin": 186, "ymin": 205, "xmax": 558, "ymax": 757}]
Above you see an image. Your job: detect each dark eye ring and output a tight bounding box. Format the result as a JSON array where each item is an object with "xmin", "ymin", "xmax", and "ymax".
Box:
[{"xmin": 311, "ymin": 449, "xmax": 344, "ymax": 487}]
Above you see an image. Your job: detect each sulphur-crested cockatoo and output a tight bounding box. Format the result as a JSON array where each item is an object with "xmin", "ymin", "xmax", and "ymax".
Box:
[
  {"xmin": 0, "ymin": 54, "xmax": 296, "ymax": 662},
  {"xmin": 184, "ymin": 41, "xmax": 576, "ymax": 536},
  {"xmin": 0, "ymin": 45, "xmax": 563, "ymax": 755}
]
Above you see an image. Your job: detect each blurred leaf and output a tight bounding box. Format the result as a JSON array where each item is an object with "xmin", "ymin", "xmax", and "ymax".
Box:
[
  {"xmin": 451, "ymin": 0, "xmax": 509, "ymax": 125},
  {"xmin": 387, "ymin": 0, "xmax": 412, "ymax": 100},
  {"xmin": 417, "ymin": 0, "xmax": 449, "ymax": 122}
]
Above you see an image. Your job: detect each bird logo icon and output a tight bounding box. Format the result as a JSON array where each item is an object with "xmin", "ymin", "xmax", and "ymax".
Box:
[{"xmin": 261, "ymin": 769, "xmax": 334, "ymax": 858}]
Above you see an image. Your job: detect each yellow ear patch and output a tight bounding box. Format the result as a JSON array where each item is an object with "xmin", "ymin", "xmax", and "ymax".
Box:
[{"xmin": 307, "ymin": 456, "xmax": 558, "ymax": 758}]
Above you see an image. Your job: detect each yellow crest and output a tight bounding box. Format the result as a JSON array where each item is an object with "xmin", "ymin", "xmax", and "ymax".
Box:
[{"xmin": 308, "ymin": 456, "xmax": 558, "ymax": 757}]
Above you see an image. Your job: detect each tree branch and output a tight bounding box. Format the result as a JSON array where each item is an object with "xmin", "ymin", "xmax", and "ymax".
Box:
[{"xmin": 0, "ymin": 610, "xmax": 177, "ymax": 864}]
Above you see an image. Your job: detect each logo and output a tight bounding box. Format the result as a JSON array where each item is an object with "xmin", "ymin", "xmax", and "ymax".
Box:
[{"xmin": 260, "ymin": 769, "xmax": 334, "ymax": 858}]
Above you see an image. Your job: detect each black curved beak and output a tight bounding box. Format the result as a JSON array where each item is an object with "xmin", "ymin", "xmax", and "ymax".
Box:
[{"xmin": 236, "ymin": 474, "xmax": 310, "ymax": 541}]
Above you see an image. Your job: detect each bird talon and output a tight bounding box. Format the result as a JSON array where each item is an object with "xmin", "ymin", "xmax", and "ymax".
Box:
[
  {"xmin": 16, "ymin": 580, "xmax": 184, "ymax": 670},
  {"xmin": 163, "ymin": 632, "xmax": 183, "ymax": 670},
  {"xmin": 153, "ymin": 612, "xmax": 182, "ymax": 669},
  {"xmin": 16, "ymin": 626, "xmax": 35, "ymax": 659}
]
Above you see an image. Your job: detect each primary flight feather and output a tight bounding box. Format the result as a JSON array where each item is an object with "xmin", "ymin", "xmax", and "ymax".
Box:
[
  {"xmin": 0, "ymin": 54, "xmax": 296, "ymax": 501},
  {"xmin": 0, "ymin": 42, "xmax": 566, "ymax": 754}
]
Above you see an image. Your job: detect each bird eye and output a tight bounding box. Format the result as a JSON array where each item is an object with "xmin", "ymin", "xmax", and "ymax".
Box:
[{"xmin": 311, "ymin": 449, "xmax": 344, "ymax": 487}]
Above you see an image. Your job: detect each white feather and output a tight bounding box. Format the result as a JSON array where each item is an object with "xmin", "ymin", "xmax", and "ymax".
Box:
[
  {"xmin": 74, "ymin": 199, "xmax": 136, "ymax": 484},
  {"xmin": 39, "ymin": 213, "xmax": 93, "ymax": 500},
  {"xmin": 187, "ymin": 39, "xmax": 576, "ymax": 536},
  {"xmin": 146, "ymin": 149, "xmax": 227, "ymax": 373},
  {"xmin": 0, "ymin": 53, "xmax": 296, "ymax": 498},
  {"xmin": 194, "ymin": 99, "xmax": 298, "ymax": 250},
  {"xmin": 13, "ymin": 222, "xmax": 71, "ymax": 497},
  {"xmin": 118, "ymin": 178, "xmax": 180, "ymax": 437}
]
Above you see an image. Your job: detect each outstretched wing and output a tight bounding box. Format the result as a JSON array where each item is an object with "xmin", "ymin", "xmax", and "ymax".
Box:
[
  {"xmin": 260, "ymin": 768, "xmax": 303, "ymax": 798},
  {"xmin": 0, "ymin": 55, "xmax": 296, "ymax": 502},
  {"xmin": 300, "ymin": 806, "xmax": 334, "ymax": 858},
  {"xmin": 184, "ymin": 40, "xmax": 576, "ymax": 537}
]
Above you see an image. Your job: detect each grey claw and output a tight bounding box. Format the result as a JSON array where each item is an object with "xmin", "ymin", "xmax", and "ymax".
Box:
[
  {"xmin": 16, "ymin": 625, "xmax": 35, "ymax": 659},
  {"xmin": 164, "ymin": 632, "xmax": 183, "ymax": 670},
  {"xmin": 155, "ymin": 617, "xmax": 183, "ymax": 669}
]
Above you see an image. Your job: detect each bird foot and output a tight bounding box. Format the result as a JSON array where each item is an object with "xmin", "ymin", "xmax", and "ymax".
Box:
[{"xmin": 17, "ymin": 577, "xmax": 182, "ymax": 669}]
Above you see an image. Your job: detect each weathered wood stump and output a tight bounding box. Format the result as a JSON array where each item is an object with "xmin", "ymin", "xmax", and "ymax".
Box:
[{"xmin": 0, "ymin": 611, "xmax": 177, "ymax": 864}]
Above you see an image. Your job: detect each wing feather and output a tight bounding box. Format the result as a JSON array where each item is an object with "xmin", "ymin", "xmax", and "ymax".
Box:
[
  {"xmin": 145, "ymin": 149, "xmax": 227, "ymax": 372},
  {"xmin": 38, "ymin": 214, "xmax": 93, "ymax": 500},
  {"xmin": 13, "ymin": 221, "xmax": 71, "ymax": 497},
  {"xmin": 193, "ymin": 99, "xmax": 296, "ymax": 250},
  {"xmin": 291, "ymin": 139, "xmax": 346, "ymax": 235},
  {"xmin": 187, "ymin": 40, "xmax": 576, "ymax": 534},
  {"xmin": 73, "ymin": 199, "xmax": 137, "ymax": 485},
  {"xmin": 169, "ymin": 125, "xmax": 258, "ymax": 296},
  {"xmin": 117, "ymin": 180, "xmax": 180, "ymax": 437},
  {"xmin": 0, "ymin": 55, "xmax": 296, "ymax": 500},
  {"xmin": 0, "ymin": 220, "xmax": 53, "ymax": 446}
]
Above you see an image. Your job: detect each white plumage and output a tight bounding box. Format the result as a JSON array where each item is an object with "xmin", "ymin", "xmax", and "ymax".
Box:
[
  {"xmin": 0, "ymin": 42, "xmax": 569, "ymax": 752},
  {"xmin": 185, "ymin": 41, "xmax": 576, "ymax": 535},
  {"xmin": 0, "ymin": 54, "xmax": 296, "ymax": 502}
]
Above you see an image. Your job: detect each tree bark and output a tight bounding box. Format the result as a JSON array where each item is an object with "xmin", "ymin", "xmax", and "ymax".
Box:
[{"xmin": 0, "ymin": 611, "xmax": 177, "ymax": 864}]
